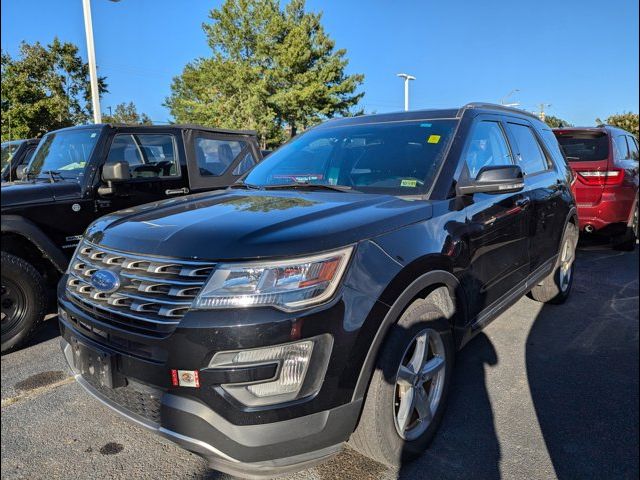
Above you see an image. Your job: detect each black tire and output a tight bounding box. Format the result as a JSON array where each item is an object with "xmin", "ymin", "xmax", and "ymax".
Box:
[
  {"xmin": 612, "ymin": 205, "xmax": 638, "ymax": 252},
  {"xmin": 528, "ymin": 222, "xmax": 578, "ymax": 304},
  {"xmin": 1, "ymin": 252, "xmax": 47, "ymax": 353},
  {"xmin": 349, "ymin": 299, "xmax": 455, "ymax": 467}
]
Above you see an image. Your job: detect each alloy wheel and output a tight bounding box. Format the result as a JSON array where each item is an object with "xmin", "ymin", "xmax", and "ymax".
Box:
[
  {"xmin": 558, "ymin": 237, "xmax": 575, "ymax": 292},
  {"xmin": 393, "ymin": 328, "xmax": 447, "ymax": 441}
]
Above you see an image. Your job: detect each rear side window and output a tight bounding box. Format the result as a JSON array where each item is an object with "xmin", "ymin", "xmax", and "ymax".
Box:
[
  {"xmin": 554, "ymin": 131, "xmax": 609, "ymax": 162},
  {"xmin": 539, "ymin": 129, "xmax": 567, "ymax": 167},
  {"xmin": 194, "ymin": 138, "xmax": 246, "ymax": 177},
  {"xmin": 107, "ymin": 134, "xmax": 179, "ymax": 178},
  {"xmin": 463, "ymin": 121, "xmax": 513, "ymax": 179},
  {"xmin": 613, "ymin": 135, "xmax": 631, "ymax": 161},
  {"xmin": 627, "ymin": 136, "xmax": 639, "ymax": 161},
  {"xmin": 508, "ymin": 123, "xmax": 549, "ymax": 175},
  {"xmin": 232, "ymin": 151, "xmax": 257, "ymax": 176}
]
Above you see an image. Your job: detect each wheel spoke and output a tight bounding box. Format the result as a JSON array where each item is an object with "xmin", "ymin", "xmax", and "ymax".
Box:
[
  {"xmin": 396, "ymin": 387, "xmax": 416, "ymax": 434},
  {"xmin": 414, "ymin": 387, "xmax": 432, "ymax": 423},
  {"xmin": 409, "ymin": 331, "xmax": 429, "ymax": 374},
  {"xmin": 421, "ymin": 356, "xmax": 445, "ymax": 380},
  {"xmin": 397, "ymin": 365, "xmax": 416, "ymax": 386}
]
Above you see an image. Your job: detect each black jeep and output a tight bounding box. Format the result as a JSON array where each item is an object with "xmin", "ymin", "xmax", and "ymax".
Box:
[{"xmin": 1, "ymin": 123, "xmax": 262, "ymax": 352}]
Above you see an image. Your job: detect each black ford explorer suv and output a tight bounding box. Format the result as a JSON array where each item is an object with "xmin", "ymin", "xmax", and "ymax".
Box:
[
  {"xmin": 58, "ymin": 104, "xmax": 577, "ymax": 477},
  {"xmin": 1, "ymin": 123, "xmax": 262, "ymax": 352}
]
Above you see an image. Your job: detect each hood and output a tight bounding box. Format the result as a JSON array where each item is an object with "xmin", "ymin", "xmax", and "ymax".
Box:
[
  {"xmin": 1, "ymin": 181, "xmax": 81, "ymax": 209},
  {"xmin": 86, "ymin": 190, "xmax": 433, "ymax": 260}
]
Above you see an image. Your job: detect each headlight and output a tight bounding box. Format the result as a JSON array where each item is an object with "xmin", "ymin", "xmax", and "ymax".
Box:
[{"xmin": 193, "ymin": 246, "xmax": 353, "ymax": 311}]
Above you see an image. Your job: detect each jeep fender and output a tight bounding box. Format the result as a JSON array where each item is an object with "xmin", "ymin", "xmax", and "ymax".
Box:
[
  {"xmin": 352, "ymin": 269, "xmax": 464, "ymax": 401},
  {"xmin": 1, "ymin": 215, "xmax": 68, "ymax": 273}
]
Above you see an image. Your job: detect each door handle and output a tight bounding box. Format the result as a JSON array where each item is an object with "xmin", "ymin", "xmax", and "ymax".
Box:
[
  {"xmin": 165, "ymin": 187, "xmax": 190, "ymax": 196},
  {"xmin": 516, "ymin": 197, "xmax": 531, "ymax": 208}
]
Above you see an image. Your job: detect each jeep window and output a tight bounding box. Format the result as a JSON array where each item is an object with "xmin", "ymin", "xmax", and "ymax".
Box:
[
  {"xmin": 462, "ymin": 121, "xmax": 513, "ymax": 179},
  {"xmin": 28, "ymin": 128, "xmax": 102, "ymax": 180},
  {"xmin": 194, "ymin": 138, "xmax": 246, "ymax": 176},
  {"xmin": 555, "ymin": 131, "xmax": 609, "ymax": 162},
  {"xmin": 107, "ymin": 134, "xmax": 179, "ymax": 178},
  {"xmin": 539, "ymin": 129, "xmax": 568, "ymax": 167},
  {"xmin": 243, "ymin": 120, "xmax": 458, "ymax": 195},
  {"xmin": 509, "ymin": 123, "xmax": 549, "ymax": 174},
  {"xmin": 1, "ymin": 140, "xmax": 24, "ymax": 173}
]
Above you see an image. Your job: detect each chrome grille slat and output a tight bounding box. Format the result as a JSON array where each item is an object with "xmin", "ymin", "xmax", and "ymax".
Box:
[{"xmin": 66, "ymin": 241, "xmax": 215, "ymax": 334}]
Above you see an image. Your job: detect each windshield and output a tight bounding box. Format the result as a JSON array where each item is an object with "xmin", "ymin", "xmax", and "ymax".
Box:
[
  {"xmin": 554, "ymin": 131, "xmax": 609, "ymax": 162},
  {"xmin": 243, "ymin": 119, "xmax": 458, "ymax": 195},
  {"xmin": 1, "ymin": 140, "xmax": 25, "ymax": 173},
  {"xmin": 28, "ymin": 128, "xmax": 102, "ymax": 180}
]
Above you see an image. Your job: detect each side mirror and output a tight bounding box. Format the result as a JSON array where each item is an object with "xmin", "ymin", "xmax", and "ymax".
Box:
[
  {"xmin": 456, "ymin": 165, "xmax": 524, "ymax": 195},
  {"xmin": 98, "ymin": 161, "xmax": 130, "ymax": 196},
  {"xmin": 16, "ymin": 165, "xmax": 28, "ymax": 180}
]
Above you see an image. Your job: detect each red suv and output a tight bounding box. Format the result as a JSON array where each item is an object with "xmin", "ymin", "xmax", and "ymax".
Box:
[{"xmin": 554, "ymin": 126, "xmax": 639, "ymax": 250}]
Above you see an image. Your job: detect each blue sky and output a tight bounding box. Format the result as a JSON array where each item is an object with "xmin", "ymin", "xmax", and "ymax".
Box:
[{"xmin": 2, "ymin": 0, "xmax": 638, "ymax": 125}]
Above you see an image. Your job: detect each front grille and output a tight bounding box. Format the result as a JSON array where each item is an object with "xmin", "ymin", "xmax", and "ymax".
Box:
[
  {"xmin": 87, "ymin": 378, "xmax": 162, "ymax": 424},
  {"xmin": 66, "ymin": 241, "xmax": 215, "ymax": 335}
]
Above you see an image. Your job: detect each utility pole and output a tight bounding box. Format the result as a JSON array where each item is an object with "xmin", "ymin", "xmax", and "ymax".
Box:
[
  {"xmin": 537, "ymin": 103, "xmax": 552, "ymax": 121},
  {"xmin": 82, "ymin": 0, "xmax": 102, "ymax": 124},
  {"xmin": 397, "ymin": 73, "xmax": 416, "ymax": 111}
]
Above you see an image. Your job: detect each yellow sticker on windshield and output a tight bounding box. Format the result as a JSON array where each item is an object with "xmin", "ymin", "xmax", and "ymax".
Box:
[
  {"xmin": 427, "ymin": 135, "xmax": 441, "ymax": 144},
  {"xmin": 401, "ymin": 179, "xmax": 418, "ymax": 187}
]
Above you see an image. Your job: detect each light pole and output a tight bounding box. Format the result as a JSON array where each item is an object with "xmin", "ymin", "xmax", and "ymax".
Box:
[
  {"xmin": 82, "ymin": 0, "xmax": 101, "ymax": 124},
  {"xmin": 82, "ymin": 0, "xmax": 121, "ymax": 124},
  {"xmin": 397, "ymin": 73, "xmax": 416, "ymax": 111},
  {"xmin": 500, "ymin": 89, "xmax": 520, "ymax": 107}
]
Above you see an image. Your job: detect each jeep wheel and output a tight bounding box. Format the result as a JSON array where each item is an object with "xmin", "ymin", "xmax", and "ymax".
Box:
[
  {"xmin": 1, "ymin": 252, "xmax": 47, "ymax": 353},
  {"xmin": 349, "ymin": 299, "xmax": 454, "ymax": 467},
  {"xmin": 528, "ymin": 222, "xmax": 578, "ymax": 304}
]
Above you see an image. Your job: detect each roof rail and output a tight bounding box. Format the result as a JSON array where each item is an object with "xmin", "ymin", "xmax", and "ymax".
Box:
[{"xmin": 459, "ymin": 102, "xmax": 542, "ymax": 121}]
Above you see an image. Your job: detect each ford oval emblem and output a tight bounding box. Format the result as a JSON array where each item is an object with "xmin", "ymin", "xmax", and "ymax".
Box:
[{"xmin": 90, "ymin": 269, "xmax": 120, "ymax": 293}]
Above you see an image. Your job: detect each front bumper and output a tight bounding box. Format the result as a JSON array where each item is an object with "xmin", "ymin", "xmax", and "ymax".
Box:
[{"xmin": 57, "ymin": 281, "xmax": 372, "ymax": 478}]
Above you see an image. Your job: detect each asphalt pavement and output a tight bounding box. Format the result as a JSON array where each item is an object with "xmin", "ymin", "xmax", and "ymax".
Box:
[{"xmin": 1, "ymin": 243, "xmax": 638, "ymax": 480}]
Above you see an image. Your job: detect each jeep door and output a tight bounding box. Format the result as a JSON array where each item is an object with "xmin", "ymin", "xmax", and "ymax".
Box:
[
  {"xmin": 185, "ymin": 130, "xmax": 261, "ymax": 192},
  {"xmin": 504, "ymin": 120, "xmax": 567, "ymax": 273},
  {"xmin": 95, "ymin": 129, "xmax": 189, "ymax": 215},
  {"xmin": 458, "ymin": 115, "xmax": 532, "ymax": 322}
]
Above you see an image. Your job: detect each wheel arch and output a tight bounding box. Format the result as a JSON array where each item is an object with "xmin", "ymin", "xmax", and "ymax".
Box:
[
  {"xmin": 1, "ymin": 215, "xmax": 68, "ymax": 277},
  {"xmin": 352, "ymin": 265, "xmax": 467, "ymax": 403}
]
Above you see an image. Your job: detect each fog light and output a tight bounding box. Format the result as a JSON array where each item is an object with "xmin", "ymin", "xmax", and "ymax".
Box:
[{"xmin": 209, "ymin": 335, "xmax": 333, "ymax": 407}]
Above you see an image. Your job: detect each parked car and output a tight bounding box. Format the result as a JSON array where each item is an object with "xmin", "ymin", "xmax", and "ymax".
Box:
[
  {"xmin": 57, "ymin": 104, "xmax": 577, "ymax": 478},
  {"xmin": 1, "ymin": 138, "xmax": 39, "ymax": 183},
  {"xmin": 1, "ymin": 123, "xmax": 263, "ymax": 352},
  {"xmin": 554, "ymin": 126, "xmax": 639, "ymax": 249}
]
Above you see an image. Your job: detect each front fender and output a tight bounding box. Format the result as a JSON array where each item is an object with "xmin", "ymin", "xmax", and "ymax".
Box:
[{"xmin": 1, "ymin": 215, "xmax": 68, "ymax": 273}]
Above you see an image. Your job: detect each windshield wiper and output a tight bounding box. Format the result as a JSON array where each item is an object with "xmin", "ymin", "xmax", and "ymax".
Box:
[
  {"xmin": 263, "ymin": 182, "xmax": 356, "ymax": 193},
  {"xmin": 229, "ymin": 181, "xmax": 263, "ymax": 190},
  {"xmin": 39, "ymin": 170, "xmax": 67, "ymax": 183}
]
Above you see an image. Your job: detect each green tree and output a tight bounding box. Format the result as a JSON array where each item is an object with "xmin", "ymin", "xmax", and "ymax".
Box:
[
  {"xmin": 596, "ymin": 112, "xmax": 639, "ymax": 138},
  {"xmin": 544, "ymin": 115, "xmax": 572, "ymax": 128},
  {"xmin": 165, "ymin": 0, "xmax": 364, "ymax": 148},
  {"xmin": 1, "ymin": 38, "xmax": 108, "ymax": 141},
  {"xmin": 103, "ymin": 102, "xmax": 152, "ymax": 125}
]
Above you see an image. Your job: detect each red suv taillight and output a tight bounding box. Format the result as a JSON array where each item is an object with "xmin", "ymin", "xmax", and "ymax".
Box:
[{"xmin": 576, "ymin": 168, "xmax": 625, "ymax": 186}]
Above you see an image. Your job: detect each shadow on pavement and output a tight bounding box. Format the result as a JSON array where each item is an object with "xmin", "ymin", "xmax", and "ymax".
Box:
[{"xmin": 525, "ymin": 245, "xmax": 639, "ymax": 479}]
